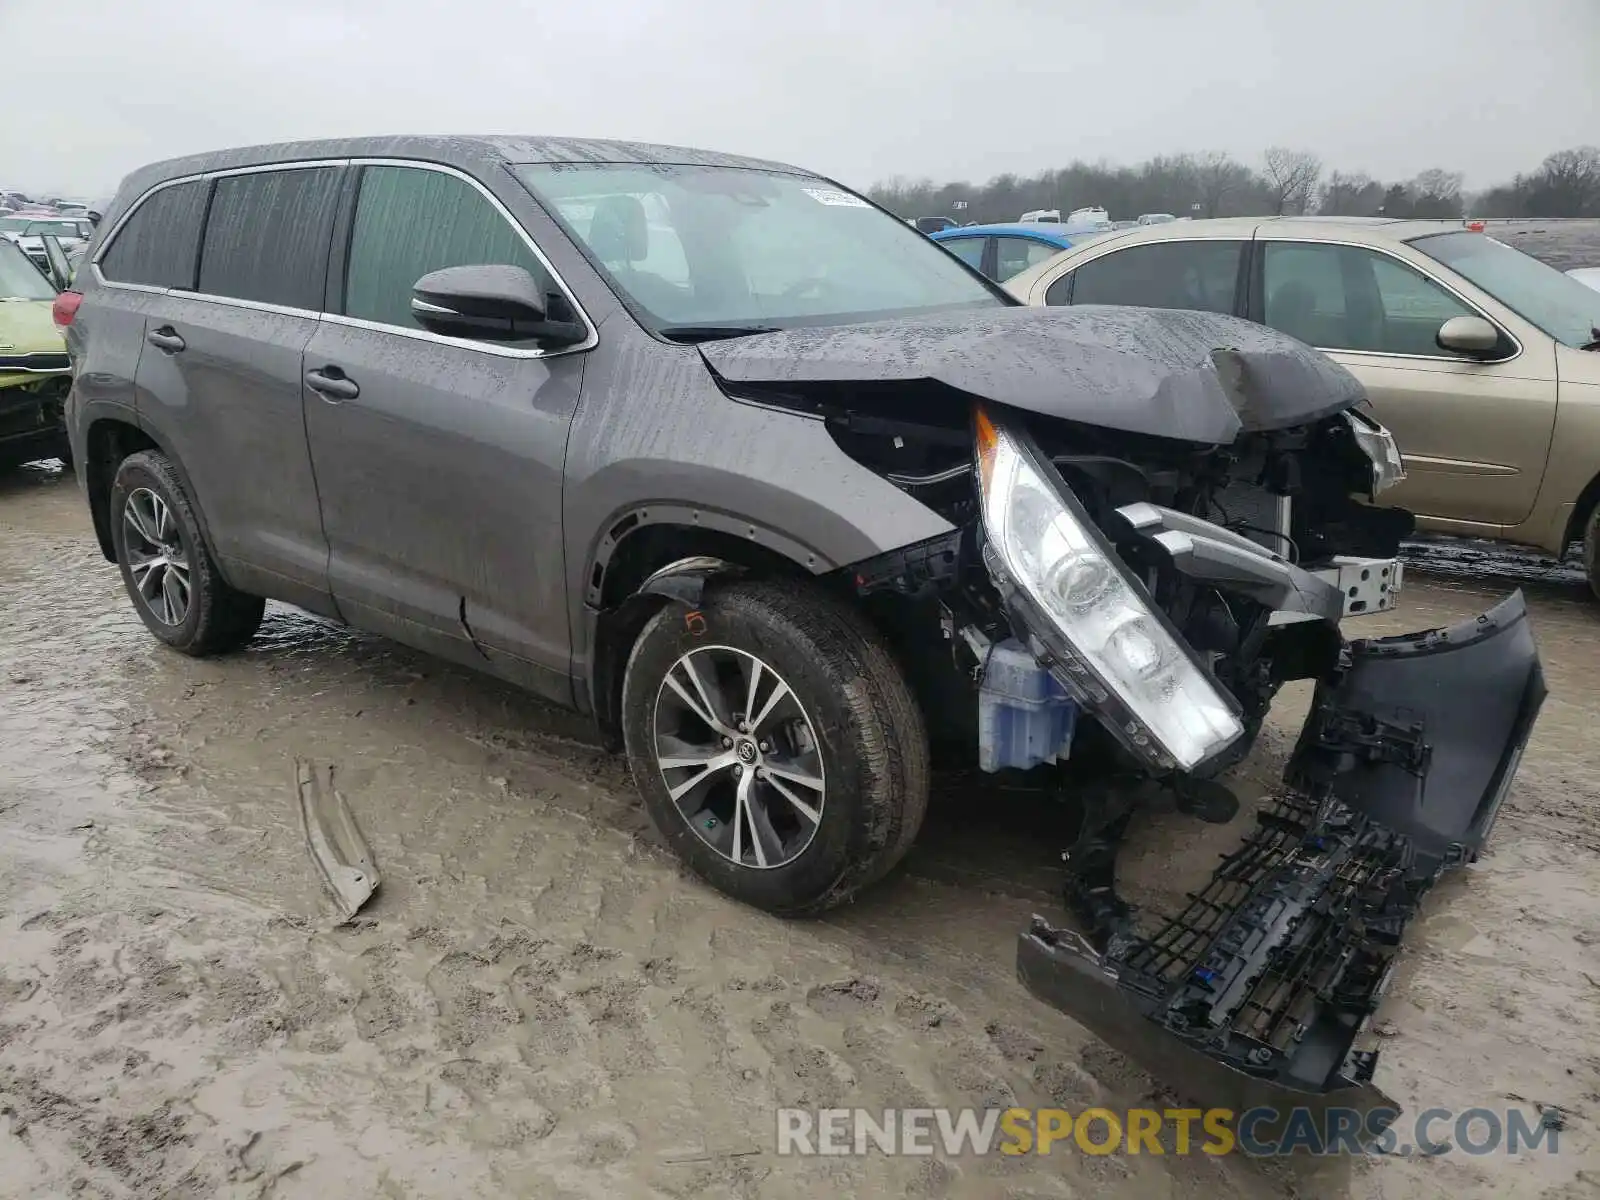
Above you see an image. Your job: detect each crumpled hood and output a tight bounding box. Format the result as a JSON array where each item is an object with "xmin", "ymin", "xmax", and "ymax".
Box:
[{"xmin": 700, "ymin": 304, "xmax": 1366, "ymax": 444}]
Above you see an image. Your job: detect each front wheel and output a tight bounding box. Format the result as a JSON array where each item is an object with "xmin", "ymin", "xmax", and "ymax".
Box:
[{"xmin": 621, "ymin": 580, "xmax": 929, "ymax": 916}]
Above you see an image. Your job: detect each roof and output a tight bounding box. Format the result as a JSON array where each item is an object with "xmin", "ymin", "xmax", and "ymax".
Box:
[
  {"xmin": 1001, "ymin": 216, "xmax": 1482, "ymax": 299},
  {"xmin": 930, "ymin": 222, "xmax": 1076, "ymax": 243},
  {"xmin": 104, "ymin": 135, "xmax": 816, "ymax": 231},
  {"xmin": 1082, "ymin": 215, "xmax": 1471, "ymax": 244}
]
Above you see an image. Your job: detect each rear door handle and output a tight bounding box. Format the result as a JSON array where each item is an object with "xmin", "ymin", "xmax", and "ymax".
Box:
[
  {"xmin": 146, "ymin": 327, "xmax": 185, "ymax": 353},
  {"xmin": 305, "ymin": 367, "xmax": 359, "ymax": 401}
]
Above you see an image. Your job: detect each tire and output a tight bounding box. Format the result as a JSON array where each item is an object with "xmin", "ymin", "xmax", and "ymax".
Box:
[
  {"xmin": 621, "ymin": 579, "xmax": 929, "ymax": 916},
  {"xmin": 1584, "ymin": 503, "xmax": 1600, "ymax": 604},
  {"xmin": 109, "ymin": 450, "xmax": 265, "ymax": 655}
]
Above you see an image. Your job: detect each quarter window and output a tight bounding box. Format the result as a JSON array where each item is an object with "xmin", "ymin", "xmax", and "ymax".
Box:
[
  {"xmin": 199, "ymin": 167, "xmax": 342, "ymax": 310},
  {"xmin": 939, "ymin": 236, "xmax": 987, "ymax": 271},
  {"xmin": 342, "ymin": 165, "xmax": 563, "ymax": 334},
  {"xmin": 98, "ymin": 179, "xmax": 210, "ymax": 289},
  {"xmin": 1047, "ymin": 241, "xmax": 1243, "ymax": 314},
  {"xmin": 1262, "ymin": 242, "xmax": 1479, "ymax": 356}
]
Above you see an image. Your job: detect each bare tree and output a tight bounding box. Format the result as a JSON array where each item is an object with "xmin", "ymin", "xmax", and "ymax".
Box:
[
  {"xmin": 1193, "ymin": 151, "xmax": 1255, "ymax": 218},
  {"xmin": 1318, "ymin": 171, "xmax": 1384, "ymax": 216},
  {"xmin": 1407, "ymin": 168, "xmax": 1465, "ymax": 218},
  {"xmin": 1263, "ymin": 147, "xmax": 1323, "ymax": 215},
  {"xmin": 1528, "ymin": 146, "xmax": 1600, "ymax": 216}
]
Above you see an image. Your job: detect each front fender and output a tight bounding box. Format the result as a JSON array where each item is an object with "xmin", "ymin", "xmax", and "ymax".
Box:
[{"xmin": 562, "ymin": 328, "xmax": 958, "ymax": 671}]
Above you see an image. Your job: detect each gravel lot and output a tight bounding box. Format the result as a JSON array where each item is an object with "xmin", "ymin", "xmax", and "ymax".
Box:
[
  {"xmin": 1483, "ymin": 218, "xmax": 1600, "ymax": 272},
  {"xmin": 2, "ymin": 459, "xmax": 1598, "ymax": 1200}
]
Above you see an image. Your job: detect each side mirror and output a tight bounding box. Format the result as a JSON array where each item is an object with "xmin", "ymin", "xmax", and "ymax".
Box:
[
  {"xmin": 1436, "ymin": 314, "xmax": 1501, "ymax": 357},
  {"xmin": 410, "ymin": 264, "xmax": 585, "ymax": 346}
]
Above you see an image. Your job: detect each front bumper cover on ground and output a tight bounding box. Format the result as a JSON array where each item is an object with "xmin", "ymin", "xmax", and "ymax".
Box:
[{"xmin": 1018, "ymin": 590, "xmax": 1545, "ymax": 1132}]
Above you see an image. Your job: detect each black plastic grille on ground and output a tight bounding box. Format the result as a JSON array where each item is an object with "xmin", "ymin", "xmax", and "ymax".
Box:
[
  {"xmin": 1121, "ymin": 790, "xmax": 1319, "ymax": 985},
  {"xmin": 1111, "ymin": 790, "xmax": 1408, "ymax": 1059}
]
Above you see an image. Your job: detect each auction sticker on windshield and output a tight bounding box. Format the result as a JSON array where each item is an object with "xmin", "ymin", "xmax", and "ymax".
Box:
[{"xmin": 803, "ymin": 187, "xmax": 871, "ymax": 207}]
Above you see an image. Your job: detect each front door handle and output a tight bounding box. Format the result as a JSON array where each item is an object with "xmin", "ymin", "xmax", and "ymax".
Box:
[
  {"xmin": 305, "ymin": 367, "xmax": 360, "ymax": 401},
  {"xmin": 146, "ymin": 326, "xmax": 185, "ymax": 353}
]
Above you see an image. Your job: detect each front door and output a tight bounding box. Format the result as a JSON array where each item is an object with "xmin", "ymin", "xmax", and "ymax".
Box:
[
  {"xmin": 1254, "ymin": 239, "xmax": 1558, "ymax": 529},
  {"xmin": 303, "ymin": 162, "xmax": 588, "ymax": 704}
]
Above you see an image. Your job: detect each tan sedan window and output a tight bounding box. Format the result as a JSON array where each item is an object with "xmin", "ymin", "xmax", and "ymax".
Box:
[
  {"xmin": 1263, "ymin": 242, "xmax": 1477, "ymax": 357},
  {"xmin": 1044, "ymin": 241, "xmax": 1243, "ymax": 314}
]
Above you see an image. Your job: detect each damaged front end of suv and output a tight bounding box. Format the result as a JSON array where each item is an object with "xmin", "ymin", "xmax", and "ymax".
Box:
[{"xmin": 702, "ymin": 304, "xmax": 1546, "ymax": 1129}]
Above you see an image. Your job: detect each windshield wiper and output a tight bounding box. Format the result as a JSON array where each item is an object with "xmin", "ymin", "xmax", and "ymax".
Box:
[{"xmin": 658, "ymin": 323, "xmax": 782, "ymax": 344}]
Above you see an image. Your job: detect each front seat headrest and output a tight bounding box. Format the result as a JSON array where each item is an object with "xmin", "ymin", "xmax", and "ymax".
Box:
[{"xmin": 588, "ymin": 195, "xmax": 648, "ymax": 266}]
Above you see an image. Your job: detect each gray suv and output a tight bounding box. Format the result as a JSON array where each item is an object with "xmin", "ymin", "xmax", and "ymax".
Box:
[{"xmin": 60, "ymin": 136, "xmax": 1544, "ymax": 1122}]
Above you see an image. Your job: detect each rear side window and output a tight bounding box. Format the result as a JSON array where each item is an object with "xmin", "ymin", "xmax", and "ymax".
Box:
[
  {"xmin": 342, "ymin": 164, "xmax": 558, "ymax": 332},
  {"xmin": 995, "ymin": 237, "xmax": 1060, "ymax": 282},
  {"xmin": 1049, "ymin": 241, "xmax": 1243, "ymax": 314},
  {"xmin": 199, "ymin": 167, "xmax": 341, "ymax": 310},
  {"xmin": 98, "ymin": 180, "xmax": 210, "ymax": 289}
]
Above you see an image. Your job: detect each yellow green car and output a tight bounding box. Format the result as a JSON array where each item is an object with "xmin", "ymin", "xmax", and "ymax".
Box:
[{"xmin": 0, "ymin": 236, "xmax": 70, "ymax": 470}]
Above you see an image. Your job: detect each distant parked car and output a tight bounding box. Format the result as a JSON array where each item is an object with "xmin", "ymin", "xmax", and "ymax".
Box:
[
  {"xmin": 0, "ymin": 237, "xmax": 71, "ymax": 470},
  {"xmin": 1570, "ymin": 267, "xmax": 1600, "ymax": 293},
  {"xmin": 0, "ymin": 215, "xmax": 93, "ymax": 271},
  {"xmin": 1006, "ymin": 215, "xmax": 1600, "ymax": 597},
  {"xmin": 1137, "ymin": 213, "xmax": 1177, "ymax": 225},
  {"xmin": 908, "ymin": 216, "xmax": 957, "ymax": 234},
  {"xmin": 930, "ymin": 222, "xmax": 1079, "ymax": 283}
]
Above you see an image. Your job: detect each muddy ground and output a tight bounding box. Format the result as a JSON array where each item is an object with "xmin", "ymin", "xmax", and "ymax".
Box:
[{"xmin": 1, "ymin": 465, "xmax": 1597, "ymax": 1200}]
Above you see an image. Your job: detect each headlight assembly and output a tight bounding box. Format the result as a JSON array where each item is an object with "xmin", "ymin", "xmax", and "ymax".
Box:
[{"xmin": 974, "ymin": 407, "xmax": 1244, "ymax": 772}]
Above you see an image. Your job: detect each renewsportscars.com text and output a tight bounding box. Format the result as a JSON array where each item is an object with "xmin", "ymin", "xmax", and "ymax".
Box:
[{"xmin": 775, "ymin": 1105, "xmax": 1561, "ymax": 1158}]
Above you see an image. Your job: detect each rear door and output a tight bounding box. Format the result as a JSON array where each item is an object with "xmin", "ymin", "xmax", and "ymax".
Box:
[
  {"xmin": 301, "ymin": 161, "xmax": 589, "ymax": 704},
  {"xmin": 128, "ymin": 163, "xmax": 343, "ymax": 615},
  {"xmin": 1249, "ymin": 236, "xmax": 1557, "ymax": 528}
]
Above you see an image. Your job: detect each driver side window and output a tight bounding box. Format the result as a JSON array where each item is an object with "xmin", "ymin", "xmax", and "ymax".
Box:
[
  {"xmin": 1262, "ymin": 242, "xmax": 1478, "ymax": 356},
  {"xmin": 343, "ymin": 165, "xmax": 562, "ymax": 333}
]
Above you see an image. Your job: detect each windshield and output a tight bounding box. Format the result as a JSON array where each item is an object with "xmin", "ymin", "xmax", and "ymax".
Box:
[
  {"xmin": 0, "ymin": 217, "xmax": 30, "ymax": 233},
  {"xmin": 0, "ymin": 239, "xmax": 55, "ymax": 300},
  {"xmin": 1411, "ymin": 231, "xmax": 1600, "ymax": 349},
  {"xmin": 516, "ymin": 163, "xmax": 1003, "ymax": 334}
]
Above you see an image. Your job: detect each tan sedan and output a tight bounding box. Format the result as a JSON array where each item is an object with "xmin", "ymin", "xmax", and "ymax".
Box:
[{"xmin": 1006, "ymin": 217, "xmax": 1600, "ymax": 597}]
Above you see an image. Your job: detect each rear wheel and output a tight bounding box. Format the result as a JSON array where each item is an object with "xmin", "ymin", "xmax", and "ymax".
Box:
[
  {"xmin": 621, "ymin": 580, "xmax": 929, "ymax": 916},
  {"xmin": 109, "ymin": 450, "xmax": 264, "ymax": 655}
]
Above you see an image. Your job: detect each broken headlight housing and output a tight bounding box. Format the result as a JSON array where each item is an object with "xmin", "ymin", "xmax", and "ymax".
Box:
[
  {"xmin": 974, "ymin": 408, "xmax": 1244, "ymax": 772},
  {"xmin": 1347, "ymin": 409, "xmax": 1406, "ymax": 495}
]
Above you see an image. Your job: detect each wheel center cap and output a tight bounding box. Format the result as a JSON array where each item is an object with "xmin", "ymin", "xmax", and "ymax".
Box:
[{"xmin": 735, "ymin": 739, "xmax": 759, "ymax": 764}]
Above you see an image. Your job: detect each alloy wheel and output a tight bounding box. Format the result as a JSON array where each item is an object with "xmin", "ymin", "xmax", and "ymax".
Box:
[
  {"xmin": 123, "ymin": 487, "xmax": 191, "ymax": 626},
  {"xmin": 652, "ymin": 645, "xmax": 826, "ymax": 869}
]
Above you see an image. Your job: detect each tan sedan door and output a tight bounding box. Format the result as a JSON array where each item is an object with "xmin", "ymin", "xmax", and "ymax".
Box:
[{"xmin": 1253, "ymin": 237, "xmax": 1557, "ymax": 530}]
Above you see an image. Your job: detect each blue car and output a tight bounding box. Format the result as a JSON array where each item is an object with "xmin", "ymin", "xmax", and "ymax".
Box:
[{"xmin": 929, "ymin": 222, "xmax": 1077, "ymax": 283}]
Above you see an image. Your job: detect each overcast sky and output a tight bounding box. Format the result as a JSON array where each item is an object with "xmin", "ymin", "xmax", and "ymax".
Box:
[{"xmin": 3, "ymin": 0, "xmax": 1596, "ymax": 199}]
